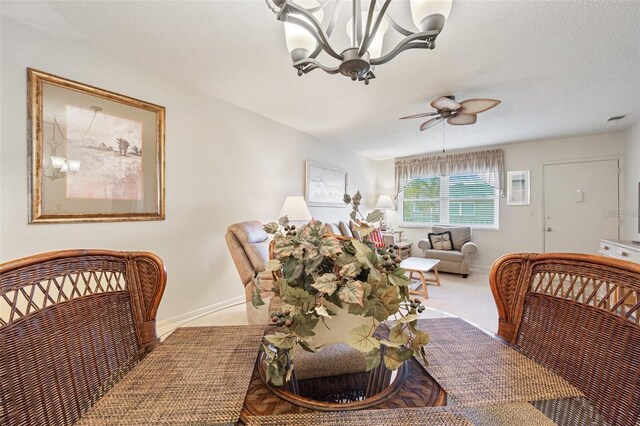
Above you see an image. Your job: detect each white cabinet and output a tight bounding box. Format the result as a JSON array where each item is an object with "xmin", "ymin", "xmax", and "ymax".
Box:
[{"xmin": 599, "ymin": 239, "xmax": 640, "ymax": 264}]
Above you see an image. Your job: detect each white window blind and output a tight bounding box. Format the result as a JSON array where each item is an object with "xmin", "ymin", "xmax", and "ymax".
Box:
[{"xmin": 400, "ymin": 173, "xmax": 499, "ymax": 228}]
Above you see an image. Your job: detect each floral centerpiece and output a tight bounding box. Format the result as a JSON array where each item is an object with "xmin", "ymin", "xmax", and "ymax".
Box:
[{"xmin": 251, "ymin": 191, "xmax": 429, "ymax": 386}]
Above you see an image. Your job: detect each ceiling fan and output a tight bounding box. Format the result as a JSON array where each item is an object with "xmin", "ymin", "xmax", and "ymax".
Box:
[{"xmin": 400, "ymin": 96, "xmax": 501, "ymax": 131}]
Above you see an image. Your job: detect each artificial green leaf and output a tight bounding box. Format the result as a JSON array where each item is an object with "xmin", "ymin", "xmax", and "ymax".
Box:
[
  {"xmin": 389, "ymin": 325, "xmax": 409, "ymax": 345},
  {"xmin": 365, "ymin": 348, "xmax": 381, "ymax": 371},
  {"xmin": 388, "ymin": 273, "xmax": 410, "ymax": 287},
  {"xmin": 315, "ymin": 305, "xmax": 332, "ymax": 318},
  {"xmin": 251, "ymin": 289, "xmax": 265, "ymax": 307},
  {"xmin": 383, "ymin": 347, "xmax": 414, "ymax": 370},
  {"xmin": 348, "ymin": 324, "xmax": 380, "ymax": 353},
  {"xmin": 338, "ymin": 280, "xmax": 365, "ymax": 306},
  {"xmin": 368, "ymin": 265, "xmax": 382, "ymax": 283},
  {"xmin": 411, "ymin": 329, "xmax": 430, "ymax": 350},
  {"xmin": 352, "ymin": 239, "xmax": 373, "ymax": 256},
  {"xmin": 265, "ymin": 259, "xmax": 281, "ymax": 273},
  {"xmin": 283, "ymin": 258, "xmax": 304, "ymax": 282},
  {"xmin": 357, "ymin": 225, "xmax": 375, "ymax": 237},
  {"xmin": 366, "ymin": 299, "xmax": 391, "ymax": 322},
  {"xmin": 264, "ymin": 222, "xmax": 280, "ymax": 235},
  {"xmin": 339, "ymin": 262, "xmax": 362, "ymax": 279},
  {"xmin": 349, "ymin": 210, "xmax": 357, "ymax": 220},
  {"xmin": 365, "ymin": 209, "xmax": 385, "ymax": 224},
  {"xmin": 318, "ymin": 235, "xmax": 343, "ymax": 257},
  {"xmin": 292, "ymin": 240, "xmax": 318, "ymax": 261},
  {"xmin": 378, "ymin": 286, "xmax": 401, "ymax": 313},
  {"xmin": 348, "ymin": 299, "xmax": 369, "ymax": 315},
  {"xmin": 266, "ymin": 363, "xmax": 284, "ymax": 386},
  {"xmin": 299, "ymin": 219, "xmax": 326, "ymax": 242},
  {"xmin": 291, "ymin": 314, "xmax": 319, "ymax": 337},
  {"xmin": 352, "ymin": 191, "xmax": 362, "ymax": 206},
  {"xmin": 311, "ymin": 273, "xmax": 339, "ymax": 295},
  {"xmin": 279, "ymin": 216, "xmax": 290, "ymax": 227},
  {"xmin": 283, "ymin": 286, "xmax": 314, "ymax": 306},
  {"xmin": 273, "ymin": 235, "xmax": 295, "ymax": 257},
  {"xmin": 264, "ymin": 332, "xmax": 296, "ymax": 349},
  {"xmin": 335, "ymin": 253, "xmax": 358, "ymax": 267}
]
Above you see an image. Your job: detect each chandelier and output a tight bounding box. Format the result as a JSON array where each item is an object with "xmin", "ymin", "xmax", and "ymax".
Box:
[{"xmin": 266, "ymin": 0, "xmax": 452, "ymax": 84}]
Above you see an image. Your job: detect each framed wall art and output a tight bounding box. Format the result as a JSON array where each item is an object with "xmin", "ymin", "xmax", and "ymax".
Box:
[
  {"xmin": 507, "ymin": 170, "xmax": 530, "ymax": 205},
  {"xmin": 305, "ymin": 161, "xmax": 348, "ymax": 207},
  {"xmin": 27, "ymin": 68, "xmax": 165, "ymax": 223}
]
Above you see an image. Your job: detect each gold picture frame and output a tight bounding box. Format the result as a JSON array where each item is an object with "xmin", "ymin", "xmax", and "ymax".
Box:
[{"xmin": 28, "ymin": 68, "xmax": 165, "ymax": 223}]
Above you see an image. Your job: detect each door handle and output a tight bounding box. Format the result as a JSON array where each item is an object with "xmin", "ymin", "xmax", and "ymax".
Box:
[{"xmin": 545, "ymin": 227, "xmax": 552, "ymax": 232}]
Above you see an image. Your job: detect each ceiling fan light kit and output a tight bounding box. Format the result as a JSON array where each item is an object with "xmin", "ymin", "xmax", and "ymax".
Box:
[{"xmin": 267, "ymin": 0, "xmax": 453, "ymax": 84}]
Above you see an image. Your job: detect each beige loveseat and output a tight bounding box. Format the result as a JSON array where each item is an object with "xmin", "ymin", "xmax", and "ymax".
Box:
[{"xmin": 418, "ymin": 225, "xmax": 477, "ymax": 278}]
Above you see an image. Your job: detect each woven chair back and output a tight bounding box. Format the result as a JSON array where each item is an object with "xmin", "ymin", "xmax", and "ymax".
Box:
[
  {"xmin": 0, "ymin": 250, "xmax": 166, "ymax": 426},
  {"xmin": 490, "ymin": 253, "xmax": 640, "ymax": 426}
]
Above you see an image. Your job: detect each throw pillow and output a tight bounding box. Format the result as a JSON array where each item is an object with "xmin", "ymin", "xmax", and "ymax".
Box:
[{"xmin": 428, "ymin": 231, "xmax": 454, "ymax": 251}]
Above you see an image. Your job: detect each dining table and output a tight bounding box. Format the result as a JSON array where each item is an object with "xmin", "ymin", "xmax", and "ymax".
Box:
[{"xmin": 78, "ymin": 300, "xmax": 608, "ymax": 426}]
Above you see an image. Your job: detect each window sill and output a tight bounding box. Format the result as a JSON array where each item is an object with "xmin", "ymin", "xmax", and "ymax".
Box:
[{"xmin": 399, "ymin": 223, "xmax": 500, "ymax": 231}]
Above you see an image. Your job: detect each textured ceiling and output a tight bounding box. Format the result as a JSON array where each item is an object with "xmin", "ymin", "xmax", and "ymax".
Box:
[{"xmin": 4, "ymin": 1, "xmax": 640, "ymax": 159}]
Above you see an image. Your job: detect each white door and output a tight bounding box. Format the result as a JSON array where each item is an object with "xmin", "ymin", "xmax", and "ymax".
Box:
[{"xmin": 544, "ymin": 159, "xmax": 619, "ymax": 253}]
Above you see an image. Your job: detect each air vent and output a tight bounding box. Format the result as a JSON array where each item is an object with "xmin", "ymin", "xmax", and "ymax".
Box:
[{"xmin": 607, "ymin": 114, "xmax": 628, "ymax": 122}]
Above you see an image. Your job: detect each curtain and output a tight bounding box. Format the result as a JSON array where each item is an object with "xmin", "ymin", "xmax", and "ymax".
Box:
[{"xmin": 394, "ymin": 149, "xmax": 505, "ymax": 196}]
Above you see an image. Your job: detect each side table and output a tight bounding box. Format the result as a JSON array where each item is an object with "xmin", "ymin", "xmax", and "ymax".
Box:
[{"xmin": 395, "ymin": 241, "xmax": 412, "ymax": 260}]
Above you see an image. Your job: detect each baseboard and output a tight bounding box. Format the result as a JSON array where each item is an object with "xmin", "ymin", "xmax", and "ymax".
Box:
[
  {"xmin": 156, "ymin": 295, "xmax": 245, "ymax": 338},
  {"xmin": 470, "ymin": 265, "xmax": 491, "ymax": 273}
]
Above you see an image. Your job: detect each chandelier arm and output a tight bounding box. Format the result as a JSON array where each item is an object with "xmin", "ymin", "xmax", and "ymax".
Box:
[
  {"xmin": 358, "ymin": 0, "xmax": 392, "ymax": 56},
  {"xmin": 383, "ymin": 13, "xmax": 416, "ymax": 37},
  {"xmin": 309, "ymin": 0, "xmax": 341, "ymax": 59},
  {"xmin": 285, "ymin": 14, "xmax": 342, "ymax": 60},
  {"xmin": 359, "ymin": 0, "xmax": 378, "ymax": 55},
  {"xmin": 370, "ymin": 36, "xmax": 435, "ymax": 65},
  {"xmin": 353, "ymin": 0, "xmax": 362, "ymax": 48},
  {"xmin": 281, "ymin": 3, "xmax": 343, "ymax": 60},
  {"xmin": 293, "ymin": 58, "xmax": 340, "ymax": 74}
]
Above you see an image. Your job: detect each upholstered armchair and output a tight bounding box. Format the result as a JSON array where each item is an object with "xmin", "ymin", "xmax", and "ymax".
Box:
[
  {"xmin": 418, "ymin": 225, "xmax": 477, "ymax": 278},
  {"xmin": 225, "ymin": 221, "xmax": 273, "ymax": 302}
]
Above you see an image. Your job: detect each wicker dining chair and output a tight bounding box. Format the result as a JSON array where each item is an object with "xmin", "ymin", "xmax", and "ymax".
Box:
[
  {"xmin": 0, "ymin": 250, "xmax": 167, "ymax": 426},
  {"xmin": 490, "ymin": 253, "xmax": 640, "ymax": 426}
]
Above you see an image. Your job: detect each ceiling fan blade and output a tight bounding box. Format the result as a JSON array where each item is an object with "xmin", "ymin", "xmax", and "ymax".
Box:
[
  {"xmin": 459, "ymin": 99, "xmax": 501, "ymax": 114},
  {"xmin": 430, "ymin": 96, "xmax": 461, "ymax": 111},
  {"xmin": 399, "ymin": 112, "xmax": 439, "ymax": 120},
  {"xmin": 447, "ymin": 113, "xmax": 477, "ymax": 125},
  {"xmin": 420, "ymin": 117, "xmax": 444, "ymax": 131}
]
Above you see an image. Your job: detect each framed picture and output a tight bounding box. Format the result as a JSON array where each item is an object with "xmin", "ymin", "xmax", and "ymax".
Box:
[
  {"xmin": 507, "ymin": 170, "xmax": 530, "ymax": 205},
  {"xmin": 305, "ymin": 161, "xmax": 348, "ymax": 207},
  {"xmin": 27, "ymin": 68, "xmax": 165, "ymax": 223}
]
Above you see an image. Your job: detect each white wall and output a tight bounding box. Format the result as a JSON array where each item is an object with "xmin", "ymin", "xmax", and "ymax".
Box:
[
  {"xmin": 622, "ymin": 120, "xmax": 640, "ymax": 241},
  {"xmin": 377, "ymin": 133, "xmax": 625, "ymax": 268},
  {"xmin": 0, "ymin": 18, "xmax": 377, "ymax": 321}
]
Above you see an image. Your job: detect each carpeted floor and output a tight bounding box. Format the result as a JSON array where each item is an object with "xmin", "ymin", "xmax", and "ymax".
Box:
[{"xmin": 183, "ymin": 268, "xmax": 498, "ymax": 333}]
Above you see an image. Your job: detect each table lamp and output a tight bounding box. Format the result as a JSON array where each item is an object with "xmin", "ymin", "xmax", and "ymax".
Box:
[
  {"xmin": 375, "ymin": 195, "xmax": 395, "ymax": 231},
  {"xmin": 279, "ymin": 195, "xmax": 312, "ymax": 224}
]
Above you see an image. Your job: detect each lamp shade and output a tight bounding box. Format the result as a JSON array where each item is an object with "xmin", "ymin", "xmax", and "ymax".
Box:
[
  {"xmin": 375, "ymin": 195, "xmax": 395, "ymax": 210},
  {"xmin": 410, "ymin": 0, "xmax": 452, "ymax": 32},
  {"xmin": 279, "ymin": 195, "xmax": 312, "ymax": 222},
  {"xmin": 284, "ymin": 0, "xmax": 324, "ymax": 61}
]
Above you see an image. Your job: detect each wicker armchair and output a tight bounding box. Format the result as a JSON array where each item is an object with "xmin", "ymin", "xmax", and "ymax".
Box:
[
  {"xmin": 0, "ymin": 250, "xmax": 166, "ymax": 426},
  {"xmin": 490, "ymin": 253, "xmax": 640, "ymax": 426}
]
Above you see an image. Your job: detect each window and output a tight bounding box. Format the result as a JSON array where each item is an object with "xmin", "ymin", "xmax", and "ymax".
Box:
[{"xmin": 400, "ymin": 174, "xmax": 499, "ymax": 228}]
